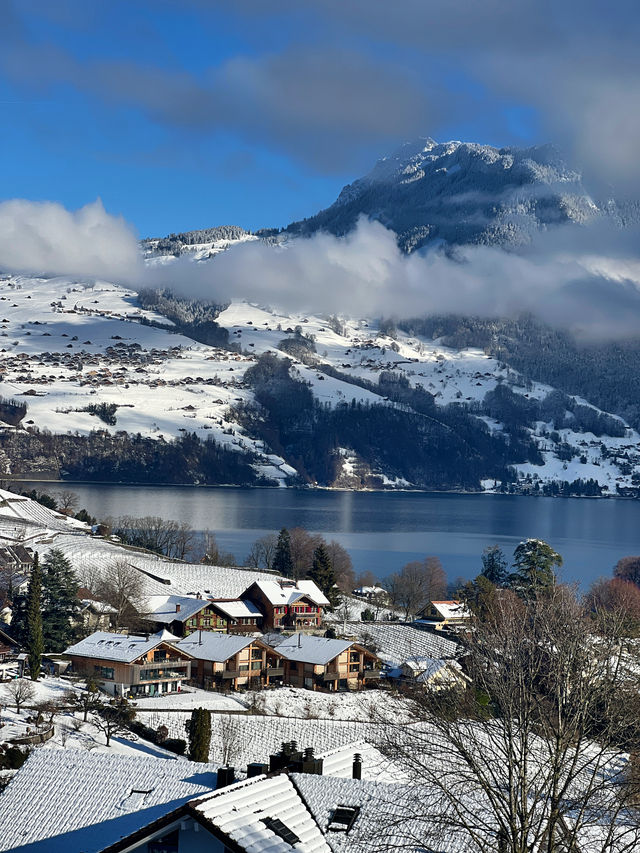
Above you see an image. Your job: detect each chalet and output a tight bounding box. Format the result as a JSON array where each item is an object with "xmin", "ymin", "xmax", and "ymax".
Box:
[
  {"xmin": 416, "ymin": 600, "xmax": 471, "ymax": 631},
  {"xmin": 242, "ymin": 580, "xmax": 329, "ymax": 631},
  {"xmin": 176, "ymin": 631, "xmax": 285, "ymax": 691},
  {"xmin": 396, "ymin": 655, "xmax": 468, "ymax": 690},
  {"xmin": 76, "ymin": 587, "xmax": 117, "ymax": 632},
  {"xmin": 145, "ymin": 594, "xmax": 263, "ymax": 637},
  {"xmin": 264, "ymin": 633, "xmax": 382, "ymax": 691},
  {"xmin": 63, "ymin": 629, "xmax": 193, "ymax": 698}
]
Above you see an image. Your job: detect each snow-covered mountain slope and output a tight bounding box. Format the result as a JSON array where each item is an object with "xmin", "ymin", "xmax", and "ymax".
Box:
[
  {"xmin": 142, "ymin": 225, "xmax": 257, "ymax": 263},
  {"xmin": 0, "ymin": 272, "xmax": 638, "ymax": 493},
  {"xmin": 285, "ymin": 138, "xmax": 615, "ymax": 252}
]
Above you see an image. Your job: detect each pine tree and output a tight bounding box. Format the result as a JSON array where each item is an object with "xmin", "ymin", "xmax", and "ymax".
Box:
[
  {"xmin": 310, "ymin": 544, "xmax": 340, "ymax": 609},
  {"xmin": 8, "ymin": 592, "xmax": 29, "ymax": 646},
  {"xmin": 42, "ymin": 549, "xmax": 79, "ymax": 651},
  {"xmin": 272, "ymin": 528, "xmax": 294, "ymax": 578},
  {"xmin": 508, "ymin": 539, "xmax": 562, "ymax": 599},
  {"xmin": 481, "ymin": 545, "xmax": 508, "ymax": 586},
  {"xmin": 186, "ymin": 707, "xmax": 211, "ymax": 763},
  {"xmin": 25, "ymin": 552, "xmax": 44, "ymax": 681}
]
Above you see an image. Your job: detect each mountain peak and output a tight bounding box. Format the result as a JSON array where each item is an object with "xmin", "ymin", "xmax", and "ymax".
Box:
[{"xmin": 285, "ymin": 137, "xmax": 596, "ymax": 252}]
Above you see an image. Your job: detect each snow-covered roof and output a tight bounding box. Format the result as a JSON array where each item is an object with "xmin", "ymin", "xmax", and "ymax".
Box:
[
  {"xmin": 318, "ymin": 741, "xmax": 409, "ymax": 783},
  {"xmin": 145, "ymin": 593, "xmax": 210, "ymax": 623},
  {"xmin": 292, "ymin": 773, "xmax": 414, "ymax": 853},
  {"xmin": 339, "ymin": 621, "xmax": 460, "ymax": 667},
  {"xmin": 353, "ymin": 586, "xmax": 387, "ymax": 595},
  {"xmin": 249, "ymin": 579, "xmax": 329, "ymax": 607},
  {"xmin": 175, "ymin": 631, "xmax": 255, "ymax": 662},
  {"xmin": 401, "ymin": 656, "xmax": 466, "ymax": 685},
  {"xmin": 64, "ymin": 628, "xmax": 182, "ymax": 663},
  {"xmin": 0, "ymin": 488, "xmax": 90, "ymax": 532},
  {"xmin": 429, "ymin": 600, "xmax": 471, "ymax": 620},
  {"xmin": 210, "ymin": 598, "xmax": 263, "ymax": 619},
  {"xmin": 0, "ymin": 749, "xmax": 220, "ymax": 853},
  {"xmin": 266, "ymin": 633, "xmax": 353, "ymax": 666},
  {"xmin": 192, "ymin": 773, "xmax": 330, "ymax": 853}
]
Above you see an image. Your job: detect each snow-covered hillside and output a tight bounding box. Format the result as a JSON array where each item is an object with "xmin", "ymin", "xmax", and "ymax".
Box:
[{"xmin": 0, "ymin": 272, "xmax": 638, "ymax": 492}]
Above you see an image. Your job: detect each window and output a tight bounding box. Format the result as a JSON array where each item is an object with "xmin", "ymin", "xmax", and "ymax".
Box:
[
  {"xmin": 349, "ymin": 663, "xmax": 360, "ymax": 672},
  {"xmin": 94, "ymin": 665, "xmax": 114, "ymax": 680},
  {"xmin": 349, "ymin": 651, "xmax": 360, "ymax": 662},
  {"xmin": 251, "ymin": 661, "xmax": 261, "ymax": 670},
  {"xmin": 238, "ymin": 664, "xmax": 249, "ymax": 672},
  {"xmin": 328, "ymin": 806, "xmax": 360, "ymax": 833},
  {"xmin": 251, "ymin": 648, "xmax": 262, "ymax": 660},
  {"xmin": 260, "ymin": 818, "xmax": 300, "ymax": 845},
  {"xmin": 290, "ymin": 661, "xmax": 298, "ymax": 671}
]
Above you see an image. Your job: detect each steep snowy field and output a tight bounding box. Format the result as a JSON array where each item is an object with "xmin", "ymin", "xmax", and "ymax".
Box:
[{"xmin": 0, "ymin": 272, "xmax": 638, "ymax": 491}]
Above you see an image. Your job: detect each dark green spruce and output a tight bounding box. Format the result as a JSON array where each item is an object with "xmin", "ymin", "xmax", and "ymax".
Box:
[{"xmin": 25, "ymin": 552, "xmax": 44, "ymax": 681}]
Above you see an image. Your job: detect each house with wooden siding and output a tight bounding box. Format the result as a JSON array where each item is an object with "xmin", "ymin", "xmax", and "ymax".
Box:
[
  {"xmin": 242, "ymin": 580, "xmax": 329, "ymax": 631},
  {"xmin": 145, "ymin": 594, "xmax": 263, "ymax": 637},
  {"xmin": 63, "ymin": 629, "xmax": 193, "ymax": 698},
  {"xmin": 176, "ymin": 631, "xmax": 285, "ymax": 691},
  {"xmin": 416, "ymin": 600, "xmax": 471, "ymax": 631},
  {"xmin": 264, "ymin": 633, "xmax": 382, "ymax": 691}
]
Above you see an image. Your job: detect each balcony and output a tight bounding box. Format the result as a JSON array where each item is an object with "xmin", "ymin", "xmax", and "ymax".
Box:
[
  {"xmin": 221, "ymin": 669, "xmax": 249, "ymax": 679},
  {"xmin": 361, "ymin": 670, "xmax": 381, "ymax": 680},
  {"xmin": 265, "ymin": 666, "xmax": 284, "ymax": 677},
  {"xmin": 130, "ymin": 661, "xmax": 191, "ymax": 684},
  {"xmin": 322, "ymin": 671, "xmax": 339, "ymax": 681}
]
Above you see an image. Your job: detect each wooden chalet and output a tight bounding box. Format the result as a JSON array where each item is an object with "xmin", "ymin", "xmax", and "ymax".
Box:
[
  {"xmin": 264, "ymin": 632, "xmax": 382, "ymax": 691},
  {"xmin": 64, "ymin": 629, "xmax": 193, "ymax": 698},
  {"xmin": 176, "ymin": 631, "xmax": 285, "ymax": 691},
  {"xmin": 242, "ymin": 580, "xmax": 329, "ymax": 632}
]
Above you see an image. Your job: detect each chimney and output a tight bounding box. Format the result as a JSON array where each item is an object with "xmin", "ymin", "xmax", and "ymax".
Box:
[
  {"xmin": 216, "ymin": 766, "xmax": 235, "ymax": 789},
  {"xmin": 352, "ymin": 753, "xmax": 362, "ymax": 780},
  {"xmin": 247, "ymin": 762, "xmax": 268, "ymax": 778},
  {"xmin": 175, "ymin": 603, "xmax": 181, "ymax": 613}
]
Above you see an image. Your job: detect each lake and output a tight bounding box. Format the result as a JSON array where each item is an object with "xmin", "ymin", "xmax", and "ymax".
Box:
[{"xmin": 21, "ymin": 484, "xmax": 640, "ymax": 587}]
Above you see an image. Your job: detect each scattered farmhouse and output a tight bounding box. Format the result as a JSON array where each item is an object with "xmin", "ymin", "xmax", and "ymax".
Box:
[
  {"xmin": 175, "ymin": 631, "xmax": 285, "ymax": 690},
  {"xmin": 416, "ymin": 599, "xmax": 471, "ymax": 631},
  {"xmin": 395, "ymin": 655, "xmax": 469, "ymax": 690},
  {"xmin": 63, "ymin": 629, "xmax": 193, "ymax": 698},
  {"xmin": 264, "ymin": 633, "xmax": 382, "ymax": 691},
  {"xmin": 242, "ymin": 579, "xmax": 329, "ymax": 631}
]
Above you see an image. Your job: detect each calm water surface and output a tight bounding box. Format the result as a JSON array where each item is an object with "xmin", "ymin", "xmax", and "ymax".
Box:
[{"xmin": 25, "ymin": 484, "xmax": 640, "ymax": 587}]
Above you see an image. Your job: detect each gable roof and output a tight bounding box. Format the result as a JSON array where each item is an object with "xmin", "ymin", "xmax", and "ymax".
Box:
[
  {"xmin": 0, "ymin": 749, "xmax": 220, "ymax": 853},
  {"xmin": 266, "ymin": 633, "xmax": 353, "ymax": 666},
  {"xmin": 428, "ymin": 600, "xmax": 471, "ymax": 620},
  {"xmin": 248, "ymin": 580, "xmax": 329, "ymax": 608},
  {"xmin": 64, "ymin": 629, "xmax": 182, "ymax": 663},
  {"xmin": 191, "ymin": 774, "xmax": 330, "ymax": 853},
  {"xmin": 175, "ymin": 631, "xmax": 255, "ymax": 662},
  {"xmin": 209, "ymin": 598, "xmax": 263, "ymax": 619},
  {"xmin": 145, "ymin": 594, "xmax": 210, "ymax": 624}
]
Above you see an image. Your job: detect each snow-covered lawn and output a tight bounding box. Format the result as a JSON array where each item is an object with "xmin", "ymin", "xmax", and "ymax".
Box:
[
  {"xmin": 242, "ymin": 686, "xmax": 412, "ymax": 723},
  {"xmin": 132, "ymin": 686, "xmax": 246, "ymax": 712}
]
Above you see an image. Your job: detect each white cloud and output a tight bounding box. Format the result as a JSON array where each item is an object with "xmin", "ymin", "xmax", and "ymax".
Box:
[{"xmin": 0, "ymin": 199, "xmax": 140, "ymax": 280}]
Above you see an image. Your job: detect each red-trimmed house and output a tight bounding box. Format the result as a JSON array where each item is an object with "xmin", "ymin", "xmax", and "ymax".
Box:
[
  {"xmin": 176, "ymin": 631, "xmax": 285, "ymax": 690},
  {"xmin": 145, "ymin": 594, "xmax": 263, "ymax": 637},
  {"xmin": 242, "ymin": 580, "xmax": 329, "ymax": 631}
]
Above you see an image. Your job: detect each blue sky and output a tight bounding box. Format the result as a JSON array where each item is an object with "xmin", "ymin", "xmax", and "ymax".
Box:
[{"xmin": 0, "ymin": 1, "xmax": 637, "ymax": 237}]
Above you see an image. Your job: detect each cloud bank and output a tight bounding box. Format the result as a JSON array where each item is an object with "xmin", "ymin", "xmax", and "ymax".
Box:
[
  {"xmin": 0, "ymin": 199, "xmax": 140, "ymax": 280},
  {"xmin": 2, "ymin": 199, "xmax": 639, "ymax": 338}
]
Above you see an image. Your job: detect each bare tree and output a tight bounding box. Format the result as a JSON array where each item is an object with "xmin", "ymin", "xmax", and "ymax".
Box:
[
  {"xmin": 92, "ymin": 698, "xmax": 136, "ymax": 747},
  {"xmin": 96, "ymin": 560, "xmax": 148, "ymax": 630},
  {"xmin": 57, "ymin": 490, "xmax": 79, "ymax": 516},
  {"xmin": 385, "ymin": 557, "xmax": 447, "ymax": 621},
  {"xmin": 217, "ymin": 714, "xmax": 242, "ymax": 766},
  {"xmin": 289, "ymin": 527, "xmax": 323, "ymax": 580},
  {"xmin": 64, "ymin": 678, "xmax": 101, "ymax": 722},
  {"xmin": 112, "ymin": 515, "xmax": 195, "ymax": 560},
  {"xmin": 355, "ymin": 570, "xmax": 377, "ymax": 589},
  {"xmin": 3, "ymin": 679, "xmax": 35, "ymax": 712},
  {"xmin": 376, "ymin": 586, "xmax": 640, "ymax": 853},
  {"xmin": 244, "ymin": 533, "xmax": 278, "ymax": 569},
  {"xmin": 326, "ymin": 540, "xmax": 355, "ymax": 592},
  {"xmin": 199, "ymin": 531, "xmax": 236, "ymax": 567}
]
